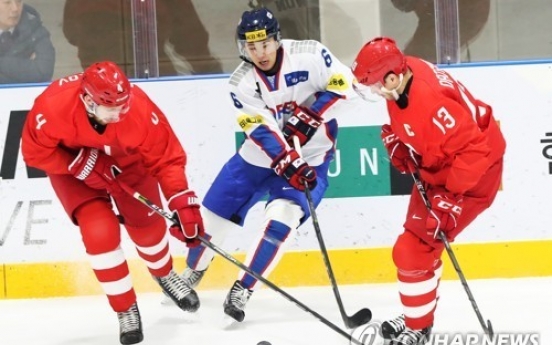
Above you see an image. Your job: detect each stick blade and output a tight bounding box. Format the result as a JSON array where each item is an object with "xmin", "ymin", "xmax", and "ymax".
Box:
[{"xmin": 346, "ymin": 308, "xmax": 372, "ymax": 328}]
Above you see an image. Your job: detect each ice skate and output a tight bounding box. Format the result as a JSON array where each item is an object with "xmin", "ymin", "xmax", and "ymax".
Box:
[
  {"xmin": 161, "ymin": 268, "xmax": 206, "ymax": 305},
  {"xmin": 223, "ymin": 280, "xmax": 253, "ymax": 322},
  {"xmin": 389, "ymin": 326, "xmax": 432, "ymax": 345},
  {"xmin": 155, "ymin": 270, "xmax": 200, "ymax": 312},
  {"xmin": 117, "ymin": 302, "xmax": 143, "ymax": 345},
  {"xmin": 381, "ymin": 314, "xmax": 405, "ymax": 339},
  {"xmin": 181, "ymin": 267, "xmax": 206, "ymax": 288}
]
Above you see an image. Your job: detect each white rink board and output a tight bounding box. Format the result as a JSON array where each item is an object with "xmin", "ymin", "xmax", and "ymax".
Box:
[{"xmin": 1, "ymin": 62, "xmax": 552, "ymax": 264}]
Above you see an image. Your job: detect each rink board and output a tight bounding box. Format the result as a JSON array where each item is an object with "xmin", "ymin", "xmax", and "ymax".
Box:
[
  {"xmin": 2, "ymin": 239, "xmax": 551, "ymax": 299},
  {"xmin": 2, "ymin": 62, "xmax": 552, "ymax": 299}
]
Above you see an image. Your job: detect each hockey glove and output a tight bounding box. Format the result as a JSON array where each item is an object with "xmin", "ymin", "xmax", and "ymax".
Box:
[
  {"xmin": 282, "ymin": 106, "xmax": 323, "ymax": 146},
  {"xmin": 68, "ymin": 147, "xmax": 123, "ymax": 194},
  {"xmin": 272, "ymin": 149, "xmax": 317, "ymax": 191},
  {"xmin": 426, "ymin": 191, "xmax": 463, "ymax": 239},
  {"xmin": 381, "ymin": 124, "xmax": 419, "ymax": 174},
  {"xmin": 168, "ymin": 190, "xmax": 205, "ymax": 248}
]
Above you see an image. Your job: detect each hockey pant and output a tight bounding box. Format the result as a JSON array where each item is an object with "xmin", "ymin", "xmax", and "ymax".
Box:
[{"xmin": 49, "ymin": 172, "xmax": 174, "ymax": 312}]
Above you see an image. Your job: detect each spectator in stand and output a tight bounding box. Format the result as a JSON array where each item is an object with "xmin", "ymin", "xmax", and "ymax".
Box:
[
  {"xmin": 62, "ymin": 0, "xmax": 222, "ymax": 77},
  {"xmin": 0, "ymin": 0, "xmax": 55, "ymax": 84}
]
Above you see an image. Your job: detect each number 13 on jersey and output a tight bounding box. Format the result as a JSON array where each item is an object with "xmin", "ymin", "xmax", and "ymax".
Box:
[{"xmin": 433, "ymin": 106, "xmax": 456, "ymax": 134}]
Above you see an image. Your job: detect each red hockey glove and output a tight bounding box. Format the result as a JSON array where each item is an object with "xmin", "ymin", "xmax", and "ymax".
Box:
[
  {"xmin": 282, "ymin": 106, "xmax": 322, "ymax": 146},
  {"xmin": 68, "ymin": 148, "xmax": 123, "ymax": 194},
  {"xmin": 168, "ymin": 190, "xmax": 205, "ymax": 248},
  {"xmin": 381, "ymin": 124, "xmax": 419, "ymax": 174},
  {"xmin": 272, "ymin": 149, "xmax": 317, "ymax": 191},
  {"xmin": 426, "ymin": 192, "xmax": 463, "ymax": 239}
]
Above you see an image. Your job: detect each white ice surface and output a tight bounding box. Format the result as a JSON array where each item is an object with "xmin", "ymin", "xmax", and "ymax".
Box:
[{"xmin": 0, "ymin": 277, "xmax": 550, "ymax": 345}]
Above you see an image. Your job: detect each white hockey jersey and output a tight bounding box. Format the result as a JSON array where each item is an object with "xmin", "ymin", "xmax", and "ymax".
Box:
[{"xmin": 228, "ymin": 39, "xmax": 356, "ymax": 168}]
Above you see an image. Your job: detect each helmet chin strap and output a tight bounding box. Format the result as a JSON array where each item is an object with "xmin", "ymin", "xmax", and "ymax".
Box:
[
  {"xmin": 380, "ymin": 73, "xmax": 404, "ymax": 100},
  {"xmin": 80, "ymin": 94, "xmax": 96, "ymax": 116},
  {"xmin": 80, "ymin": 93, "xmax": 97, "ymax": 117}
]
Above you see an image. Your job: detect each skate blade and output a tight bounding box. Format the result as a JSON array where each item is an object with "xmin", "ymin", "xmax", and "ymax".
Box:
[
  {"xmin": 179, "ymin": 309, "xmax": 201, "ymax": 324},
  {"xmin": 160, "ymin": 295, "xmax": 174, "ymax": 306},
  {"xmin": 220, "ymin": 314, "xmax": 243, "ymax": 330},
  {"xmin": 160, "ymin": 294, "xmax": 199, "ymax": 313}
]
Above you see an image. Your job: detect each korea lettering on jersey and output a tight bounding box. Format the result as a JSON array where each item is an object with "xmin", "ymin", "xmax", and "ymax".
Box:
[{"xmin": 228, "ymin": 39, "xmax": 354, "ymax": 168}]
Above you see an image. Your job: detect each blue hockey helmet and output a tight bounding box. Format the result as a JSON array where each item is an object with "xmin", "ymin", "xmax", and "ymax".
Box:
[{"xmin": 236, "ymin": 8, "xmax": 281, "ymax": 61}]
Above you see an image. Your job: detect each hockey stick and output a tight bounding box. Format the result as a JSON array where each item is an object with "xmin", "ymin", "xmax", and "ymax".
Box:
[
  {"xmin": 116, "ymin": 181, "xmax": 365, "ymax": 345},
  {"xmin": 409, "ymin": 169, "xmax": 494, "ymax": 339},
  {"xmin": 293, "ymin": 136, "xmax": 372, "ymax": 329}
]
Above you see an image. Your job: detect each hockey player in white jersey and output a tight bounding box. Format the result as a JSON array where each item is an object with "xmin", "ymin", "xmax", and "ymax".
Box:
[{"xmin": 174, "ymin": 7, "xmax": 356, "ymax": 322}]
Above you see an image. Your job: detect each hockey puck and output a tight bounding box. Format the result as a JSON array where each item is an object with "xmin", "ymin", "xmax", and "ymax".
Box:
[{"xmin": 257, "ymin": 342, "xmax": 271, "ymax": 345}]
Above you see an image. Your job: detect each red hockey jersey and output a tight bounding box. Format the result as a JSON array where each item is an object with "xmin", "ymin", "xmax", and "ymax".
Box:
[
  {"xmin": 387, "ymin": 57, "xmax": 506, "ymax": 195},
  {"xmin": 21, "ymin": 73, "xmax": 189, "ymax": 199}
]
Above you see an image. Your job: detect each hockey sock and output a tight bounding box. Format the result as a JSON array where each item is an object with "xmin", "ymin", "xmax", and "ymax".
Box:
[
  {"xmin": 75, "ymin": 198, "xmax": 136, "ymax": 312},
  {"xmin": 239, "ymin": 199, "xmax": 303, "ymax": 290}
]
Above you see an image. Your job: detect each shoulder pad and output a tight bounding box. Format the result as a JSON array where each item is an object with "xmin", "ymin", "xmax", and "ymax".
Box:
[
  {"xmin": 229, "ymin": 63, "xmax": 254, "ymax": 87},
  {"xmin": 289, "ymin": 40, "xmax": 318, "ymax": 55}
]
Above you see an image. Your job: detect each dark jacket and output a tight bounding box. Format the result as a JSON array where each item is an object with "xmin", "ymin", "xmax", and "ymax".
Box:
[{"xmin": 0, "ymin": 4, "xmax": 55, "ymax": 84}]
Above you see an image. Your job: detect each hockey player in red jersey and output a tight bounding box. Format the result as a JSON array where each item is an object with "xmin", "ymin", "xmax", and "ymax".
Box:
[
  {"xmin": 21, "ymin": 61, "xmax": 204, "ymax": 345},
  {"xmin": 351, "ymin": 37, "xmax": 506, "ymax": 345}
]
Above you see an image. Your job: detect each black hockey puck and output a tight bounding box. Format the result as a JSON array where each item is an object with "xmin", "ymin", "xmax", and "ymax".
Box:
[{"xmin": 257, "ymin": 342, "xmax": 271, "ymax": 345}]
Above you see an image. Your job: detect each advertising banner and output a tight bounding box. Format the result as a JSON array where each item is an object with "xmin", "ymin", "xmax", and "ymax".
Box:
[{"xmin": 2, "ymin": 62, "xmax": 552, "ymax": 265}]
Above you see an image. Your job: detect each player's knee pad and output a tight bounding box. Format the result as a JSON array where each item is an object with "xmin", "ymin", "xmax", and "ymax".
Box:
[
  {"xmin": 127, "ymin": 218, "xmax": 172, "ymax": 277},
  {"xmin": 125, "ymin": 217, "xmax": 167, "ymax": 248},
  {"xmin": 392, "ymin": 231, "xmax": 436, "ymax": 273},
  {"xmin": 202, "ymin": 208, "xmax": 233, "ymax": 245},
  {"xmin": 187, "ymin": 208, "xmax": 231, "ymax": 270},
  {"xmin": 265, "ymin": 199, "xmax": 303, "ymax": 230},
  {"xmin": 74, "ymin": 198, "xmax": 121, "ymax": 255},
  {"xmin": 263, "ymin": 199, "xmax": 303, "ymax": 243}
]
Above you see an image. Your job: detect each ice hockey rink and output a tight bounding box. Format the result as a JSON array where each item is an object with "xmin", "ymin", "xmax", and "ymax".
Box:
[{"xmin": 0, "ymin": 277, "xmax": 549, "ymax": 345}]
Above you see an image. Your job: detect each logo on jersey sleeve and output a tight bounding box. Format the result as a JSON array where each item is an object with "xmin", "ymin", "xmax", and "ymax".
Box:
[
  {"xmin": 327, "ymin": 74, "xmax": 349, "ymax": 92},
  {"xmin": 237, "ymin": 114, "xmax": 264, "ymax": 131}
]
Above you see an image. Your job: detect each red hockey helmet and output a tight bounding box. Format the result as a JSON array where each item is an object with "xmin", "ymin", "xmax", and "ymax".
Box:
[
  {"xmin": 352, "ymin": 37, "xmax": 407, "ymax": 86},
  {"xmin": 81, "ymin": 61, "xmax": 131, "ymax": 107}
]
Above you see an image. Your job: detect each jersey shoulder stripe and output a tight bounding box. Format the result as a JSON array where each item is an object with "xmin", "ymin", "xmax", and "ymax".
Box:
[
  {"xmin": 229, "ymin": 63, "xmax": 254, "ymax": 86},
  {"xmin": 289, "ymin": 40, "xmax": 318, "ymax": 55}
]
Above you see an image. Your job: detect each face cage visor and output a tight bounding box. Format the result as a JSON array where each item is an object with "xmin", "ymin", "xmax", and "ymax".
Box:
[
  {"xmin": 237, "ymin": 30, "xmax": 280, "ymax": 60},
  {"xmin": 353, "ymin": 73, "xmax": 404, "ymax": 102},
  {"xmin": 81, "ymin": 94, "xmax": 131, "ymax": 124},
  {"xmin": 353, "ymin": 80, "xmax": 385, "ymax": 102}
]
